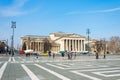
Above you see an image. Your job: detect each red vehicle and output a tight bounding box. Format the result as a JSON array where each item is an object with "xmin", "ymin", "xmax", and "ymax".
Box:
[{"xmin": 19, "ymin": 50, "xmax": 24, "ymax": 55}]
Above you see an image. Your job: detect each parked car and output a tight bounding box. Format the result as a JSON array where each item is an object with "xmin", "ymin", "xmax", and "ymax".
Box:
[
  {"xmin": 79, "ymin": 51, "xmax": 92, "ymax": 55},
  {"xmin": 32, "ymin": 52, "xmax": 39, "ymax": 56}
]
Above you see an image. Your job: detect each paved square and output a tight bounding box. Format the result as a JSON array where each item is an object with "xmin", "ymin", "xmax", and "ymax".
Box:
[{"xmin": 0, "ymin": 55, "xmax": 120, "ymax": 80}]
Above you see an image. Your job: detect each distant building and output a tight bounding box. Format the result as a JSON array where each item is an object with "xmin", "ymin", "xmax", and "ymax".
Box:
[{"xmin": 20, "ymin": 32, "xmax": 91, "ymax": 53}]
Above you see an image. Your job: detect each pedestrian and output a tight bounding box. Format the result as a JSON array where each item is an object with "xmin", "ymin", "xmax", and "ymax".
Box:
[
  {"xmin": 95, "ymin": 51, "xmax": 99, "ymax": 59},
  {"xmin": 8, "ymin": 49, "xmax": 11, "ymax": 55},
  {"xmin": 103, "ymin": 52, "xmax": 106, "ymax": 59},
  {"xmin": 52, "ymin": 52, "xmax": 55, "ymax": 59},
  {"xmin": 4, "ymin": 46, "xmax": 7, "ymax": 55},
  {"xmin": 48, "ymin": 51, "xmax": 51, "ymax": 57},
  {"xmin": 67, "ymin": 51, "xmax": 71, "ymax": 60},
  {"xmin": 70, "ymin": 51, "xmax": 73, "ymax": 59},
  {"xmin": 74, "ymin": 52, "xmax": 77, "ymax": 59},
  {"xmin": 36, "ymin": 53, "xmax": 39, "ymax": 59},
  {"xmin": 61, "ymin": 52, "xmax": 65, "ymax": 60},
  {"xmin": 11, "ymin": 50, "xmax": 14, "ymax": 57}
]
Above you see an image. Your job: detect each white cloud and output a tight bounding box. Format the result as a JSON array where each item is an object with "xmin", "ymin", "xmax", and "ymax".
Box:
[
  {"xmin": 66, "ymin": 7, "xmax": 120, "ymax": 15},
  {"xmin": 0, "ymin": 8, "xmax": 26, "ymax": 17},
  {"xmin": 13, "ymin": 0, "xmax": 28, "ymax": 8},
  {"xmin": 66, "ymin": 11, "xmax": 81, "ymax": 15},
  {"xmin": 94, "ymin": 7, "xmax": 120, "ymax": 13},
  {"xmin": 0, "ymin": 0, "xmax": 36, "ymax": 17}
]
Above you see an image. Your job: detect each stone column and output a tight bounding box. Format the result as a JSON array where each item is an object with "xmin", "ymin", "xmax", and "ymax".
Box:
[
  {"xmin": 38, "ymin": 42, "xmax": 39, "ymax": 51},
  {"xmin": 68, "ymin": 40, "xmax": 70, "ymax": 51},
  {"xmin": 32, "ymin": 42, "xmax": 33, "ymax": 50},
  {"xmin": 68, "ymin": 39, "xmax": 70, "ymax": 51},
  {"xmin": 35, "ymin": 42, "xmax": 36, "ymax": 51},
  {"xmin": 33, "ymin": 42, "xmax": 35, "ymax": 51},
  {"xmin": 70, "ymin": 40, "xmax": 72, "ymax": 51},
  {"xmin": 77, "ymin": 40, "xmax": 78, "ymax": 51},
  {"xmin": 40, "ymin": 42, "xmax": 43, "ymax": 51},
  {"xmin": 65, "ymin": 39, "xmax": 68, "ymax": 50},
  {"xmin": 39, "ymin": 42, "xmax": 40, "ymax": 51},
  {"xmin": 72, "ymin": 40, "xmax": 75, "ymax": 51},
  {"xmin": 62, "ymin": 39, "xmax": 64, "ymax": 50},
  {"xmin": 84, "ymin": 40, "xmax": 85, "ymax": 51},
  {"xmin": 81, "ymin": 40, "xmax": 83, "ymax": 51},
  {"xmin": 40, "ymin": 42, "xmax": 41, "ymax": 51},
  {"xmin": 36, "ymin": 42, "xmax": 37, "ymax": 51},
  {"xmin": 36, "ymin": 42, "xmax": 38, "ymax": 51},
  {"xmin": 41, "ymin": 42, "xmax": 43, "ymax": 51},
  {"xmin": 67, "ymin": 39, "xmax": 69, "ymax": 51},
  {"xmin": 74, "ymin": 40, "xmax": 75, "ymax": 51},
  {"xmin": 76, "ymin": 40, "xmax": 78, "ymax": 51},
  {"xmin": 64, "ymin": 39, "xmax": 66, "ymax": 50},
  {"xmin": 79, "ymin": 40, "xmax": 81, "ymax": 51},
  {"xmin": 74, "ymin": 40, "xmax": 76, "ymax": 51},
  {"xmin": 73, "ymin": 40, "xmax": 75, "ymax": 51},
  {"xmin": 82, "ymin": 40, "xmax": 84, "ymax": 51},
  {"xmin": 78, "ymin": 40, "xmax": 80, "ymax": 51}
]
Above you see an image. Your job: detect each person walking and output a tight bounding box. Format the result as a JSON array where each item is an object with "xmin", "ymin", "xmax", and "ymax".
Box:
[
  {"xmin": 103, "ymin": 51, "xmax": 106, "ymax": 59},
  {"xmin": 52, "ymin": 52, "xmax": 55, "ymax": 59},
  {"xmin": 67, "ymin": 51, "xmax": 71, "ymax": 60},
  {"xmin": 48, "ymin": 51, "xmax": 51, "ymax": 57},
  {"xmin": 70, "ymin": 51, "xmax": 73, "ymax": 59},
  {"xmin": 61, "ymin": 52, "xmax": 64, "ymax": 59},
  {"xmin": 95, "ymin": 51, "xmax": 99, "ymax": 59},
  {"xmin": 74, "ymin": 52, "xmax": 77, "ymax": 59}
]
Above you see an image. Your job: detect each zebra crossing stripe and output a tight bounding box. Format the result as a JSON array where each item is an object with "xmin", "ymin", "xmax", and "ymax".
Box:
[
  {"xmin": 71, "ymin": 71, "xmax": 102, "ymax": 80},
  {"xmin": 46, "ymin": 63, "xmax": 65, "ymax": 69},
  {"xmin": 35, "ymin": 64, "xmax": 71, "ymax": 80},
  {"xmin": 21, "ymin": 64, "xmax": 39, "ymax": 80},
  {"xmin": 0, "ymin": 62, "xmax": 8, "ymax": 80},
  {"xmin": 76, "ymin": 67, "xmax": 120, "ymax": 72},
  {"xmin": 8, "ymin": 57, "xmax": 11, "ymax": 62},
  {"xmin": 93, "ymin": 70, "xmax": 120, "ymax": 77},
  {"xmin": 12, "ymin": 57, "xmax": 15, "ymax": 62},
  {"xmin": 57, "ymin": 63, "xmax": 71, "ymax": 67},
  {"xmin": 71, "ymin": 67, "xmax": 120, "ymax": 80}
]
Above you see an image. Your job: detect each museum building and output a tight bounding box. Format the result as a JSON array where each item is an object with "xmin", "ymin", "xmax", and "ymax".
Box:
[{"xmin": 20, "ymin": 32, "xmax": 87, "ymax": 53}]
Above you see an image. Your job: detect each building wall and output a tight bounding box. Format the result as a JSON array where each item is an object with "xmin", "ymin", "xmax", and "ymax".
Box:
[{"xmin": 20, "ymin": 32, "xmax": 87, "ymax": 53}]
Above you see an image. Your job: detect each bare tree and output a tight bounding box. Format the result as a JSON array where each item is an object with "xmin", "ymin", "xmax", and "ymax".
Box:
[
  {"xmin": 22, "ymin": 42, "xmax": 26, "ymax": 50},
  {"xmin": 107, "ymin": 36, "xmax": 120, "ymax": 53},
  {"xmin": 43, "ymin": 38, "xmax": 52, "ymax": 52},
  {"xmin": 93, "ymin": 40, "xmax": 105, "ymax": 59},
  {"xmin": 0, "ymin": 41, "xmax": 6, "ymax": 53}
]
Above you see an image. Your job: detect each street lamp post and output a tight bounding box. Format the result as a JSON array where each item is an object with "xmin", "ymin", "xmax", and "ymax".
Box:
[
  {"xmin": 86, "ymin": 28, "xmax": 91, "ymax": 54},
  {"xmin": 11, "ymin": 21, "xmax": 16, "ymax": 56},
  {"xmin": 103, "ymin": 39, "xmax": 106, "ymax": 59}
]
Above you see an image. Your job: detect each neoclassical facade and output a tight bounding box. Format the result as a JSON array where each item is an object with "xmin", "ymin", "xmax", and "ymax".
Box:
[{"xmin": 20, "ymin": 32, "xmax": 86, "ymax": 53}]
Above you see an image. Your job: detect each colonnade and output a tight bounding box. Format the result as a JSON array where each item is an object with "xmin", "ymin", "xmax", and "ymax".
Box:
[
  {"xmin": 63, "ymin": 39, "xmax": 85, "ymax": 51},
  {"xmin": 24, "ymin": 39, "xmax": 85, "ymax": 52},
  {"xmin": 27, "ymin": 41, "xmax": 60, "ymax": 52},
  {"xmin": 51, "ymin": 46, "xmax": 60, "ymax": 52},
  {"xmin": 28, "ymin": 42, "xmax": 44, "ymax": 52}
]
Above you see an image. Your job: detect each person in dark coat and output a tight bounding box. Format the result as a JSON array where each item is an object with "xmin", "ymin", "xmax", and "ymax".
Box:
[{"xmin": 48, "ymin": 51, "xmax": 51, "ymax": 57}]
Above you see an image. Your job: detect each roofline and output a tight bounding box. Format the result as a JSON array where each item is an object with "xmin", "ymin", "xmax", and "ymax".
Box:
[{"xmin": 21, "ymin": 35, "xmax": 49, "ymax": 38}]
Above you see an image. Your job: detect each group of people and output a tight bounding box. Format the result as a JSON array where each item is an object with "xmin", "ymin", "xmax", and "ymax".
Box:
[
  {"xmin": 48, "ymin": 51, "xmax": 56, "ymax": 59},
  {"xmin": 0, "ymin": 46, "xmax": 14, "ymax": 56},
  {"xmin": 48, "ymin": 50, "xmax": 77, "ymax": 60},
  {"xmin": 61, "ymin": 50, "xmax": 77, "ymax": 60}
]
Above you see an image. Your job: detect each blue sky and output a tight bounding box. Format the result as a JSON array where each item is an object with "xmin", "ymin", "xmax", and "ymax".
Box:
[{"xmin": 0, "ymin": 0, "xmax": 120, "ymax": 47}]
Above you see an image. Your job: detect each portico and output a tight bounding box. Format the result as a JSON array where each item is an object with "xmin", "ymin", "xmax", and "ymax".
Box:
[
  {"xmin": 20, "ymin": 32, "xmax": 86, "ymax": 53},
  {"xmin": 63, "ymin": 39, "xmax": 85, "ymax": 51}
]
